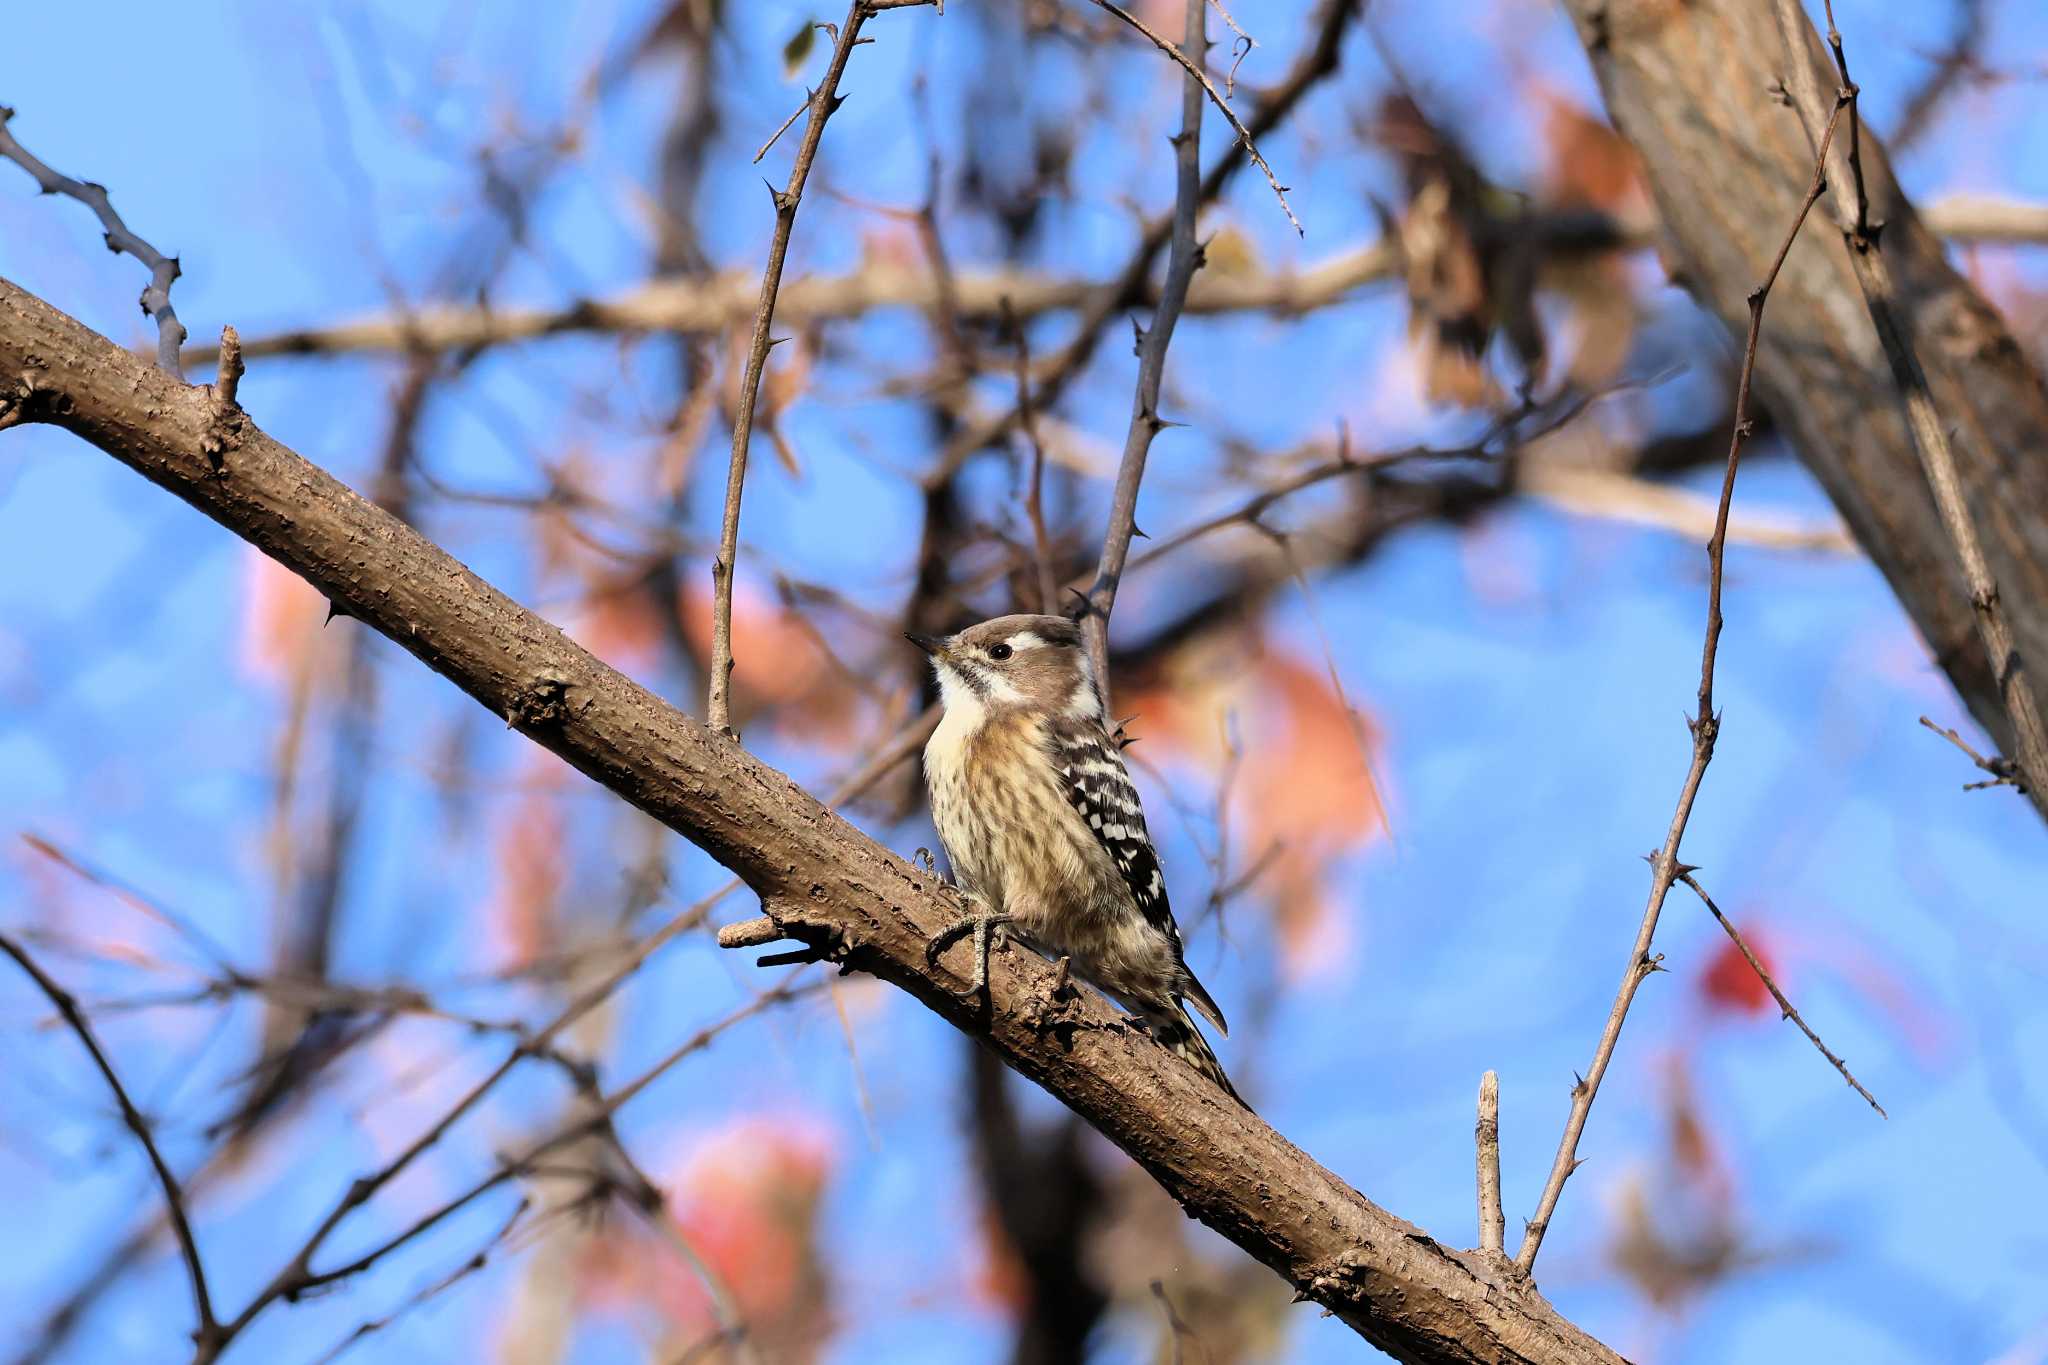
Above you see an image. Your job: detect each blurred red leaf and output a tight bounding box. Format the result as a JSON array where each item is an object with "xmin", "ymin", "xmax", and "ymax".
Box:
[
  {"xmin": 576, "ymin": 578, "xmax": 668, "ymax": 674},
  {"xmin": 1699, "ymin": 928, "xmax": 1775, "ymax": 1017}
]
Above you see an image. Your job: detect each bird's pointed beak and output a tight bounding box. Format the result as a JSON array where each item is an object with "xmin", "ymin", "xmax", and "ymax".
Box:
[{"xmin": 905, "ymin": 632, "xmax": 946, "ymax": 658}]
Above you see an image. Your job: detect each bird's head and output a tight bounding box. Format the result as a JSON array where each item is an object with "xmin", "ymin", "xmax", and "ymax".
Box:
[{"xmin": 907, "ymin": 613, "xmax": 1099, "ymax": 719}]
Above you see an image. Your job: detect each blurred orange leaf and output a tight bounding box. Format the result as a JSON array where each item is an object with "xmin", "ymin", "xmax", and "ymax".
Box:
[
  {"xmin": 675, "ymin": 579, "xmax": 860, "ymax": 740},
  {"xmin": 578, "ymin": 1114, "xmax": 837, "ymax": 1354},
  {"xmin": 237, "ymin": 545, "xmax": 326, "ymax": 685},
  {"xmin": 1120, "ymin": 633, "xmax": 1387, "ymax": 979},
  {"xmin": 479, "ymin": 771, "xmax": 567, "ymax": 968}
]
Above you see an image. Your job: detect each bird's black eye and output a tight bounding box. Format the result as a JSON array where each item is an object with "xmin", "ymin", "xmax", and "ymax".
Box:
[{"xmin": 988, "ymin": 642, "xmax": 1013, "ymax": 661}]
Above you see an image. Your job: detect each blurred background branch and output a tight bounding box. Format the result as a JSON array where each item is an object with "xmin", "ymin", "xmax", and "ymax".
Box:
[{"xmin": 2, "ymin": 0, "xmax": 2045, "ymax": 1361}]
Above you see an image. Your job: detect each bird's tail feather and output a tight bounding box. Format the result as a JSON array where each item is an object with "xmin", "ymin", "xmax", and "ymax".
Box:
[{"xmin": 1145, "ymin": 1006, "xmax": 1249, "ymax": 1109}]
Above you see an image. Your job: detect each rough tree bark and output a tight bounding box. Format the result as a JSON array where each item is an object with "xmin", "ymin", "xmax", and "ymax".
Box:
[
  {"xmin": 0, "ymin": 278, "xmax": 1623, "ymax": 1364},
  {"xmin": 1560, "ymin": 0, "xmax": 2048, "ymax": 812}
]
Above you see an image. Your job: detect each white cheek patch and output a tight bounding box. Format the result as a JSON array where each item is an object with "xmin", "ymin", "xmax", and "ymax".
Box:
[
  {"xmin": 981, "ymin": 670, "xmax": 1026, "ymax": 705},
  {"xmin": 935, "ymin": 663, "xmax": 988, "ymax": 723}
]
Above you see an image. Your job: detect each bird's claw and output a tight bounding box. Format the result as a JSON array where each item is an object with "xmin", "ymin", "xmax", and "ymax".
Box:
[{"xmin": 926, "ymin": 899, "xmax": 1012, "ymax": 998}]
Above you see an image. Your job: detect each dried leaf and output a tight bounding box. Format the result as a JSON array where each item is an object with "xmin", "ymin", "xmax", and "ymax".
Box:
[{"xmin": 781, "ymin": 21, "xmax": 817, "ymax": 81}]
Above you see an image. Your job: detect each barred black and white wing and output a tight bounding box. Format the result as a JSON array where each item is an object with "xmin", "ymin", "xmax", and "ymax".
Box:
[
  {"xmin": 1047, "ymin": 719, "xmax": 1169, "ymax": 929},
  {"xmin": 1046, "ymin": 716, "xmax": 1229, "ymax": 1036}
]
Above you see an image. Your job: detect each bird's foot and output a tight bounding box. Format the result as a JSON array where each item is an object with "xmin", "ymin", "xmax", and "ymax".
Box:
[{"xmin": 926, "ymin": 897, "xmax": 1012, "ymax": 998}]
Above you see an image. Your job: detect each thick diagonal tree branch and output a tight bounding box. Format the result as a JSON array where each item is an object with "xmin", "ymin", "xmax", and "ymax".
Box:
[{"xmin": 0, "ymin": 275, "xmax": 1622, "ymax": 1365}]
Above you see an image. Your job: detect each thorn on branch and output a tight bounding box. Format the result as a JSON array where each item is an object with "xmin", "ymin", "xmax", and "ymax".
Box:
[{"xmin": 1677, "ymin": 869, "xmax": 1886, "ymax": 1116}]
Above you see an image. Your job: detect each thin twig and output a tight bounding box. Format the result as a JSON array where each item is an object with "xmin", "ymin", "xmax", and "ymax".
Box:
[
  {"xmin": 308, "ymin": 1199, "xmax": 531, "ymax": 1365},
  {"xmin": 708, "ymin": 0, "xmax": 930, "ymax": 736},
  {"xmin": 1081, "ymin": 0, "xmax": 1209, "ymax": 704},
  {"xmin": 1476, "ymin": 1071, "xmax": 1504, "ymax": 1257},
  {"xmin": 0, "ymin": 106, "xmax": 188, "ymax": 377},
  {"xmin": 1776, "ymin": 0, "xmax": 2048, "ymax": 819},
  {"xmin": 1006, "ymin": 302, "xmax": 1060, "ymax": 614},
  {"xmin": 281, "ymin": 982, "xmax": 809, "ymax": 1299},
  {"xmin": 1919, "ymin": 714, "xmax": 2023, "ymax": 791},
  {"xmin": 751, "ymin": 100, "xmax": 808, "ymax": 165},
  {"xmin": 1086, "ymin": 0, "xmax": 1301, "ymax": 235},
  {"xmin": 919, "ymin": 0, "xmax": 1353, "ymax": 490},
  {"xmin": 1, "ymin": 932, "xmax": 219, "ymax": 1349},
  {"xmin": 1151, "ymin": 1280, "xmax": 1203, "ymax": 1365},
  {"xmin": 1512, "ymin": 84, "xmax": 1852, "ymax": 1281},
  {"xmin": 1676, "ymin": 872, "xmax": 1886, "ymax": 1117}
]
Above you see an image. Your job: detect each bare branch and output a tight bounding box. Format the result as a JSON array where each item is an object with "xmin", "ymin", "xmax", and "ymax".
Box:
[
  {"xmin": 0, "ymin": 932, "xmax": 219, "ymax": 1351},
  {"xmin": 708, "ymin": 0, "xmax": 932, "ymax": 736},
  {"xmin": 1006, "ymin": 303, "xmax": 1061, "ymax": 616},
  {"xmin": 921, "ymin": 0, "xmax": 1353, "ymax": 489},
  {"xmin": 308, "ymin": 1198, "xmax": 531, "ymax": 1365},
  {"xmin": 275, "ymin": 983, "xmax": 808, "ymax": 1303},
  {"xmin": 1085, "ymin": 0, "xmax": 1302, "ymax": 235},
  {"xmin": 192, "ymin": 239, "xmax": 1400, "ymax": 363},
  {"xmin": 173, "ymin": 193, "xmax": 2040, "ymax": 367},
  {"xmin": 0, "ymin": 106, "xmax": 188, "ymax": 377},
  {"xmin": 1082, "ymin": 0, "xmax": 1209, "ymax": 703},
  {"xmin": 1517, "ymin": 465, "xmax": 1856, "ymax": 555},
  {"xmin": 1513, "ymin": 79, "xmax": 1852, "ymax": 1281},
  {"xmin": 1475, "ymin": 1072, "xmax": 1504, "ymax": 1258},
  {"xmin": 1675, "ymin": 872, "xmax": 1886, "ymax": 1117},
  {"xmin": 1919, "ymin": 714, "xmax": 2024, "ymax": 791},
  {"xmin": 1919, "ymin": 193, "xmax": 2048, "ymax": 243}
]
